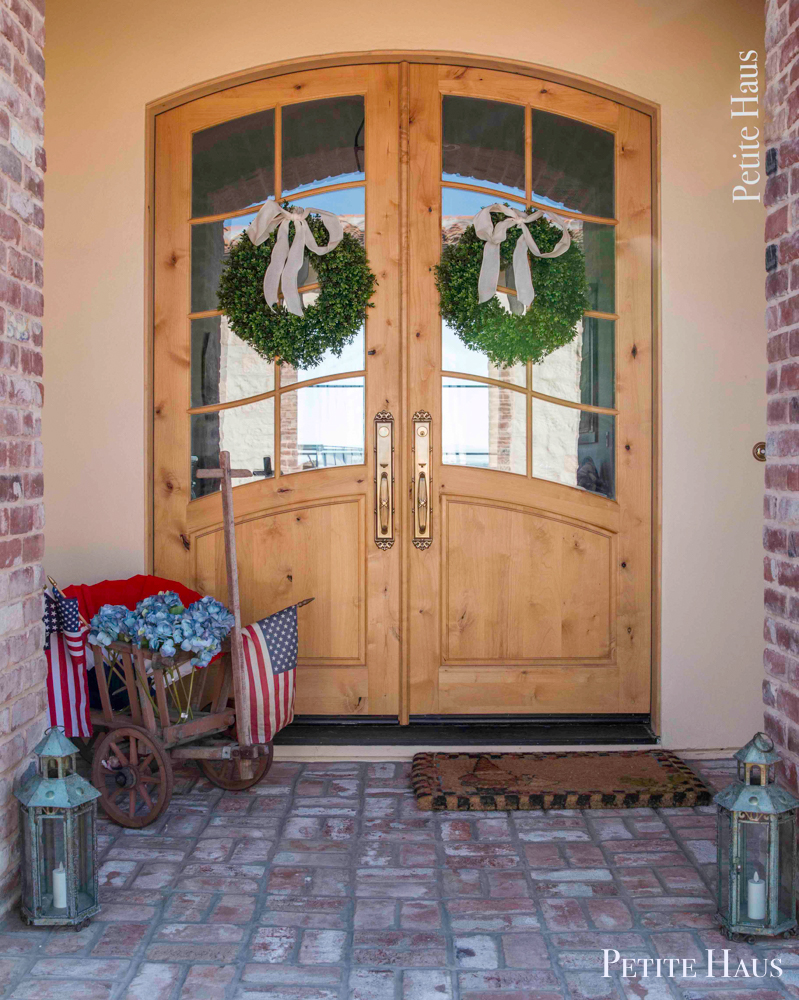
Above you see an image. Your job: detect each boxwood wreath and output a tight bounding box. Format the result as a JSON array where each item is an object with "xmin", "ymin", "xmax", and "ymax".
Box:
[
  {"xmin": 217, "ymin": 205, "xmax": 377, "ymax": 371},
  {"xmin": 435, "ymin": 209, "xmax": 589, "ymax": 369}
]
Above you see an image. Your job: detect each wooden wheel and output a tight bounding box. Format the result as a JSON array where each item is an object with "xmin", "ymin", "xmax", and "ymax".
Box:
[
  {"xmin": 91, "ymin": 725, "xmax": 173, "ymax": 828},
  {"xmin": 199, "ymin": 745, "xmax": 273, "ymax": 790}
]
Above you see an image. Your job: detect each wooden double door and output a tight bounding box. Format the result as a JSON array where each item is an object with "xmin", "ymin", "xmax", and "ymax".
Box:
[{"xmin": 154, "ymin": 62, "xmax": 653, "ymax": 722}]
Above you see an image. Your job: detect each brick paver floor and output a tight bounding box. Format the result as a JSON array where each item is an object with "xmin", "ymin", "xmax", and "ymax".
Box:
[{"xmin": 2, "ymin": 755, "xmax": 797, "ymax": 1000}]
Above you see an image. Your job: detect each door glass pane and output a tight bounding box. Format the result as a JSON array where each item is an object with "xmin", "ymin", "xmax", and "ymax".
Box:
[
  {"xmin": 442, "ymin": 321, "xmax": 525, "ymax": 387},
  {"xmin": 584, "ymin": 223, "xmax": 615, "ymax": 313},
  {"xmin": 531, "ymin": 110, "xmax": 614, "ymax": 217},
  {"xmin": 191, "ymin": 316, "xmax": 275, "ymax": 408},
  {"xmin": 191, "ymin": 397, "xmax": 275, "ymax": 499},
  {"xmin": 282, "ymin": 97, "xmax": 365, "ymax": 195},
  {"xmin": 290, "ymin": 187, "xmax": 366, "ymax": 245},
  {"xmin": 282, "ymin": 322, "xmax": 365, "ymax": 385},
  {"xmin": 280, "ymin": 377, "xmax": 365, "ymax": 474},
  {"xmin": 192, "ymin": 109, "xmax": 275, "ymax": 218},
  {"xmin": 533, "ymin": 398, "xmax": 615, "ymax": 497},
  {"xmin": 442, "ymin": 376, "xmax": 526, "ymax": 475},
  {"xmin": 191, "ymin": 211, "xmax": 257, "ymax": 313},
  {"xmin": 442, "ymin": 95, "xmax": 525, "ymax": 198},
  {"xmin": 533, "ymin": 318, "xmax": 614, "ymax": 408}
]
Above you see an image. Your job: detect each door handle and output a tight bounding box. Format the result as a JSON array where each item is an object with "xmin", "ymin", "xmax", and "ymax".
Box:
[
  {"xmin": 412, "ymin": 410, "xmax": 433, "ymax": 550},
  {"xmin": 374, "ymin": 410, "xmax": 394, "ymax": 549}
]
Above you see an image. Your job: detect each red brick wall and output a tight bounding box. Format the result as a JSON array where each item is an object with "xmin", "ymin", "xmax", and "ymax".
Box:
[{"xmin": 0, "ymin": 0, "xmax": 44, "ymax": 913}]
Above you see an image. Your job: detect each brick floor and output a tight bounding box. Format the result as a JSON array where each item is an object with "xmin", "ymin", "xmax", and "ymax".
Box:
[{"xmin": 1, "ymin": 756, "xmax": 796, "ymax": 1000}]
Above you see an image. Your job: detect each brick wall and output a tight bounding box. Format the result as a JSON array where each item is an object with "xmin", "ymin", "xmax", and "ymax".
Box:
[{"xmin": 0, "ymin": 0, "xmax": 44, "ymax": 913}]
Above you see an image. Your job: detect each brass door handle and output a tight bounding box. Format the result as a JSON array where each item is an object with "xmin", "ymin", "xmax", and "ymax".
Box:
[
  {"xmin": 374, "ymin": 411, "xmax": 394, "ymax": 549},
  {"xmin": 753, "ymin": 441, "xmax": 766, "ymax": 462},
  {"xmin": 412, "ymin": 411, "xmax": 432, "ymax": 550}
]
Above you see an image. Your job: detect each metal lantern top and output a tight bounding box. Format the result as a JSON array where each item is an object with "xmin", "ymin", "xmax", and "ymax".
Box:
[
  {"xmin": 714, "ymin": 732, "xmax": 799, "ymax": 816},
  {"xmin": 735, "ymin": 732, "xmax": 782, "ymax": 772},
  {"xmin": 14, "ymin": 728, "xmax": 99, "ymax": 811},
  {"xmin": 32, "ymin": 727, "xmax": 79, "ymax": 778}
]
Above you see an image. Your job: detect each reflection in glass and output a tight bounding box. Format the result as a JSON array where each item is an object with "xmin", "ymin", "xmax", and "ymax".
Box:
[
  {"xmin": 280, "ymin": 377, "xmax": 365, "ymax": 474},
  {"xmin": 442, "ymin": 321, "xmax": 525, "ymax": 387},
  {"xmin": 532, "ymin": 398, "xmax": 614, "ymax": 498},
  {"xmin": 192, "ymin": 109, "xmax": 275, "ymax": 219},
  {"xmin": 291, "ymin": 188, "xmax": 365, "ymax": 247},
  {"xmin": 442, "ymin": 96, "xmax": 524, "ymax": 198},
  {"xmin": 533, "ymin": 318, "xmax": 614, "ymax": 409},
  {"xmin": 191, "ymin": 397, "xmax": 275, "ymax": 499},
  {"xmin": 282, "ymin": 322, "xmax": 365, "ymax": 384},
  {"xmin": 530, "ymin": 110, "xmax": 614, "ymax": 218},
  {"xmin": 191, "ymin": 212, "xmax": 257, "ymax": 313},
  {"xmin": 191, "ymin": 316, "xmax": 275, "ymax": 408},
  {"xmin": 282, "ymin": 97, "xmax": 365, "ymax": 195},
  {"xmin": 584, "ymin": 223, "xmax": 615, "ymax": 313},
  {"xmin": 442, "ymin": 186, "xmax": 523, "ymax": 240},
  {"xmin": 442, "ymin": 377, "xmax": 526, "ymax": 475}
]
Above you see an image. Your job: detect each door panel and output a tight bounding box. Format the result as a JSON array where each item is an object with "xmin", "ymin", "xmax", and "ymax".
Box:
[
  {"xmin": 154, "ymin": 65, "xmax": 401, "ymax": 717},
  {"xmin": 406, "ymin": 65, "xmax": 652, "ymax": 716},
  {"xmin": 442, "ymin": 499, "xmax": 614, "ymax": 663},
  {"xmin": 153, "ymin": 60, "xmax": 653, "ymax": 723}
]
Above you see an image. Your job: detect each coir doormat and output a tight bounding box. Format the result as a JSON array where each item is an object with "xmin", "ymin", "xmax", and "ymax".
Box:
[{"xmin": 411, "ymin": 749, "xmax": 712, "ymax": 811}]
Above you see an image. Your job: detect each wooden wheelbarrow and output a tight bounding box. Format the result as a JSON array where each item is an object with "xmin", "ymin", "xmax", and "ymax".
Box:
[{"xmin": 88, "ymin": 452, "xmax": 310, "ymax": 827}]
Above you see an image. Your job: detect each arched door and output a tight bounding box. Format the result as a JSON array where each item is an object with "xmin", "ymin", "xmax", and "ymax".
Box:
[{"xmin": 153, "ymin": 61, "xmax": 652, "ymax": 722}]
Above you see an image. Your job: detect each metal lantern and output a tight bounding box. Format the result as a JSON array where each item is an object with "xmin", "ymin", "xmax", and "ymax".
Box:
[
  {"xmin": 715, "ymin": 732, "xmax": 799, "ymax": 941},
  {"xmin": 15, "ymin": 728, "xmax": 100, "ymax": 928}
]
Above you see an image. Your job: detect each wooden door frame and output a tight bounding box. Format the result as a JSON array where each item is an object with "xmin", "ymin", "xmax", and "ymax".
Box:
[{"xmin": 144, "ymin": 51, "xmax": 662, "ymax": 734}]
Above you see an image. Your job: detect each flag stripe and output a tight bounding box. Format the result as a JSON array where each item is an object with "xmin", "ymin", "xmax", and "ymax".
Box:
[
  {"xmin": 239, "ymin": 605, "xmax": 298, "ymax": 744},
  {"xmin": 46, "ymin": 629, "xmax": 91, "ymax": 738}
]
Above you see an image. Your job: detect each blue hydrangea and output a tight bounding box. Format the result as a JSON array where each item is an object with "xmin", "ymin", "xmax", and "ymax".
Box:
[{"xmin": 88, "ymin": 590, "xmax": 234, "ymax": 667}]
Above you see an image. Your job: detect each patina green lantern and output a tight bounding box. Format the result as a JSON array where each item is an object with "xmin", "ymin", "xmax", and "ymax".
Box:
[
  {"xmin": 15, "ymin": 728, "xmax": 100, "ymax": 928},
  {"xmin": 715, "ymin": 732, "xmax": 799, "ymax": 941}
]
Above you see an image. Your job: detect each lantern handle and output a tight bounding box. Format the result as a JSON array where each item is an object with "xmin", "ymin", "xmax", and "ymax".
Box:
[{"xmin": 753, "ymin": 732, "xmax": 775, "ymax": 752}]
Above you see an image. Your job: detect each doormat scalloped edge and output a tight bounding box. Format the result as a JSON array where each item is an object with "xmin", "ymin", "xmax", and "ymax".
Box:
[{"xmin": 411, "ymin": 749, "xmax": 714, "ymax": 811}]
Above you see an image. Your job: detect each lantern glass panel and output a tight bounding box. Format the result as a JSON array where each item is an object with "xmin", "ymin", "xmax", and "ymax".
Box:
[
  {"xmin": 76, "ymin": 808, "xmax": 95, "ymax": 911},
  {"xmin": 20, "ymin": 808, "xmax": 34, "ymax": 908},
  {"xmin": 778, "ymin": 814, "xmax": 796, "ymax": 924},
  {"xmin": 39, "ymin": 814, "xmax": 66, "ymax": 915},
  {"xmin": 718, "ymin": 807, "xmax": 731, "ymax": 917},
  {"xmin": 741, "ymin": 819, "xmax": 769, "ymax": 926}
]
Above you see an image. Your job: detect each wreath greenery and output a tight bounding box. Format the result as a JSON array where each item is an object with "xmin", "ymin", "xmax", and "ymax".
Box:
[
  {"xmin": 217, "ymin": 207, "xmax": 377, "ymax": 370},
  {"xmin": 435, "ymin": 211, "xmax": 589, "ymax": 368}
]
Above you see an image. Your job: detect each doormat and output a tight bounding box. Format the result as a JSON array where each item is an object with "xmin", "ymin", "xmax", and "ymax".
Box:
[{"xmin": 411, "ymin": 749, "xmax": 713, "ymax": 811}]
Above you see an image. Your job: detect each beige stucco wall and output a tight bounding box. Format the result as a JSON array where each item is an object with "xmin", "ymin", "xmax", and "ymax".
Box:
[{"xmin": 44, "ymin": 0, "xmax": 765, "ymax": 749}]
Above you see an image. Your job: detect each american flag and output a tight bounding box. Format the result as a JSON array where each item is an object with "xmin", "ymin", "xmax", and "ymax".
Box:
[
  {"xmin": 44, "ymin": 584, "xmax": 91, "ymax": 738},
  {"xmin": 241, "ymin": 604, "xmax": 299, "ymax": 743}
]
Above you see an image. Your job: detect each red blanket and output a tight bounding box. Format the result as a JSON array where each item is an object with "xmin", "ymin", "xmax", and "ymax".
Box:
[{"xmin": 63, "ymin": 574, "xmax": 202, "ymax": 623}]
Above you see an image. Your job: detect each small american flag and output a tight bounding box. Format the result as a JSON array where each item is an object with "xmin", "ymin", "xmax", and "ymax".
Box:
[
  {"xmin": 44, "ymin": 584, "xmax": 91, "ymax": 738},
  {"xmin": 241, "ymin": 604, "xmax": 299, "ymax": 743}
]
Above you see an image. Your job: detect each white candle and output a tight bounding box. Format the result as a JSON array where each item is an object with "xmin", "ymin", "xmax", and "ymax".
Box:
[
  {"xmin": 52, "ymin": 863, "xmax": 67, "ymax": 910},
  {"xmin": 747, "ymin": 870, "xmax": 767, "ymax": 921}
]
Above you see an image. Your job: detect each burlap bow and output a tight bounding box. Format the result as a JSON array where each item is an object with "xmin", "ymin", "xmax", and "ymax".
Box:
[
  {"xmin": 246, "ymin": 201, "xmax": 344, "ymax": 317},
  {"xmin": 472, "ymin": 203, "xmax": 572, "ymax": 312}
]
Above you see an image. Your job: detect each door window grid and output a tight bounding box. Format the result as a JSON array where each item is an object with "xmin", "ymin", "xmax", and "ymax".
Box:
[
  {"xmin": 439, "ymin": 96, "xmax": 618, "ymax": 496},
  {"xmin": 188, "ymin": 97, "xmax": 369, "ymax": 496}
]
